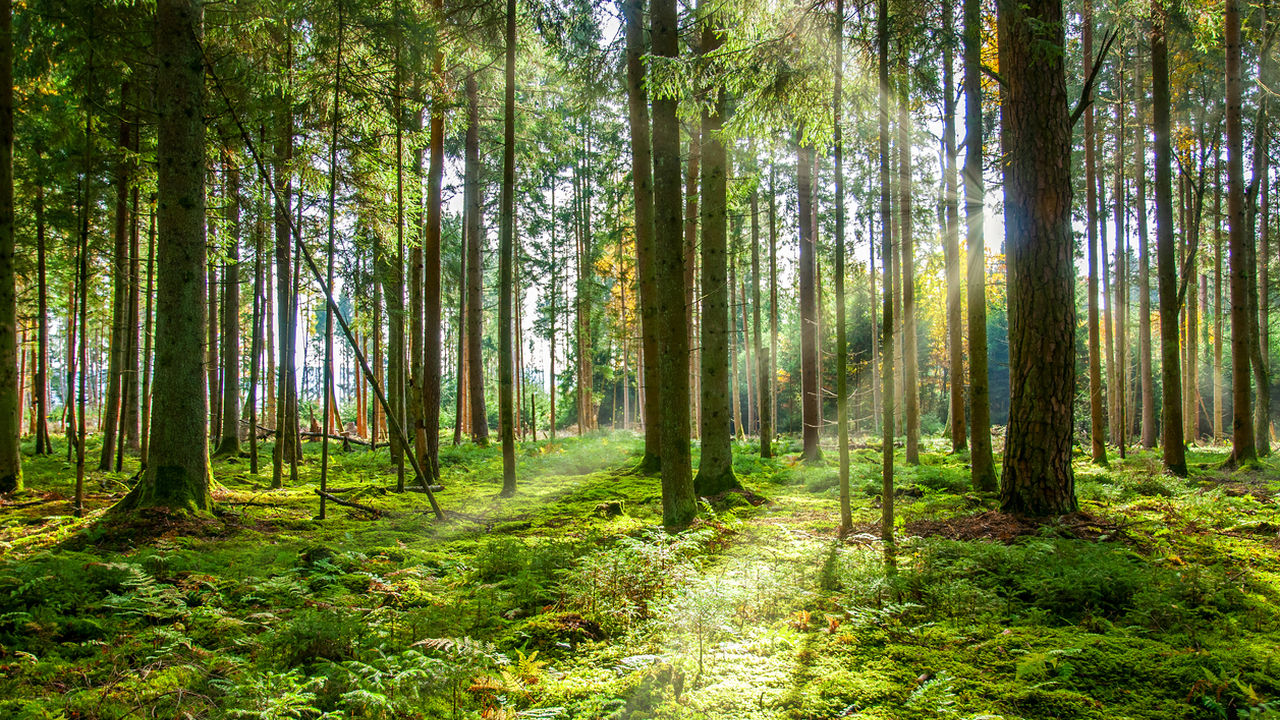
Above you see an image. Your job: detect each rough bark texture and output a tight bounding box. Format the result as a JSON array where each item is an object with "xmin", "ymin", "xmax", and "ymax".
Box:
[
  {"xmin": 115, "ymin": 0, "xmax": 211, "ymax": 513},
  {"xmin": 835, "ymin": 0, "xmax": 851, "ymax": 533},
  {"xmin": 899, "ymin": 70, "xmax": 919, "ymax": 466},
  {"xmin": 272, "ymin": 30, "xmax": 299, "ymax": 489},
  {"xmin": 423, "ymin": 5, "xmax": 445, "ymax": 485},
  {"xmin": 752, "ymin": 180, "xmax": 770, "ymax": 458},
  {"xmin": 1136, "ymin": 60, "xmax": 1156, "ymax": 449},
  {"xmin": 0, "ymin": 0, "xmax": 16, "ymax": 493},
  {"xmin": 652, "ymin": 0, "xmax": 695, "ymax": 527},
  {"xmin": 694, "ymin": 12, "xmax": 738, "ymax": 496},
  {"xmin": 623, "ymin": 0, "xmax": 660, "ymax": 470},
  {"xmin": 100, "ymin": 89, "xmax": 131, "ymax": 472},
  {"xmin": 964, "ymin": 0, "xmax": 996, "ymax": 492},
  {"xmin": 997, "ymin": 0, "xmax": 1078, "ymax": 516},
  {"xmin": 1153, "ymin": 4, "xmax": 1188, "ymax": 473}
]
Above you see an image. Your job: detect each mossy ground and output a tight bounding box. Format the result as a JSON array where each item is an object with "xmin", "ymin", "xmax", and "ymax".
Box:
[{"xmin": 2, "ymin": 432, "xmax": 1279, "ymax": 719}]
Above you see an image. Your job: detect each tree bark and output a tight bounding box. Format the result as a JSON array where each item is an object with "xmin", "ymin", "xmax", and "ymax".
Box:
[
  {"xmin": 214, "ymin": 149, "xmax": 242, "ymax": 457},
  {"xmin": 798, "ymin": 136, "xmax": 821, "ymax": 463},
  {"xmin": 99, "ymin": 86, "xmax": 132, "ymax": 471},
  {"xmin": 694, "ymin": 9, "xmax": 737, "ymax": 496},
  {"xmin": 878, "ymin": 0, "xmax": 896, "ymax": 546},
  {"xmin": 115, "ymin": 0, "xmax": 212, "ymax": 513},
  {"xmin": 997, "ymin": 0, "xmax": 1078, "ymax": 515},
  {"xmin": 835, "ymin": 0, "xmax": 851, "ymax": 533},
  {"xmin": 422, "ymin": 0, "xmax": 445, "ymax": 484},
  {"xmin": 1153, "ymin": 1, "xmax": 1188, "ymax": 473},
  {"xmin": 464, "ymin": 75, "xmax": 489, "ymax": 445},
  {"xmin": 652, "ymin": 0, "xmax": 695, "ymax": 526},
  {"xmin": 498, "ymin": 0, "xmax": 517, "ymax": 495},
  {"xmin": 0, "ymin": 0, "xmax": 15, "ymax": 492},
  {"xmin": 1136, "ymin": 56, "xmax": 1157, "ymax": 449},
  {"xmin": 964, "ymin": 0, "xmax": 996, "ymax": 491},
  {"xmin": 898, "ymin": 66, "xmax": 919, "ymax": 466},
  {"xmin": 943, "ymin": 1, "xmax": 965, "ymax": 454},
  {"xmin": 1082, "ymin": 0, "xmax": 1106, "ymax": 465}
]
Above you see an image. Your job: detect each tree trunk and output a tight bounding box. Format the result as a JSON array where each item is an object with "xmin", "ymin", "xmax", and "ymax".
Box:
[
  {"xmin": 422, "ymin": 4, "xmax": 445, "ymax": 485},
  {"xmin": 214, "ymin": 149, "xmax": 242, "ymax": 457},
  {"xmin": 997, "ymin": 0, "xmax": 1078, "ymax": 515},
  {"xmin": 1082, "ymin": 0, "xmax": 1106, "ymax": 465},
  {"xmin": 684, "ymin": 124, "xmax": 701, "ymax": 438},
  {"xmin": 34, "ymin": 176, "xmax": 52, "ymax": 455},
  {"xmin": 100, "ymin": 87, "xmax": 132, "ymax": 471},
  {"xmin": 0, "ymin": 0, "xmax": 15, "ymax": 492},
  {"xmin": 835, "ymin": 0, "xmax": 851, "ymax": 533},
  {"xmin": 695, "ymin": 20, "xmax": 738, "ymax": 495},
  {"xmin": 652, "ymin": 0, "xmax": 695, "ymax": 526},
  {"xmin": 319, "ymin": 11, "xmax": 344, "ymax": 519},
  {"xmin": 943, "ymin": 1, "xmax": 965, "ymax": 454},
  {"xmin": 878, "ymin": 0, "xmax": 896, "ymax": 547},
  {"xmin": 464, "ymin": 75, "xmax": 489, "ymax": 445},
  {"xmin": 498, "ymin": 0, "xmax": 517, "ymax": 495},
  {"xmin": 272, "ymin": 29, "xmax": 299, "ymax": 488},
  {"xmin": 898, "ymin": 67, "xmax": 919, "ymax": 466},
  {"xmin": 1136, "ymin": 58, "xmax": 1157, "ymax": 449},
  {"xmin": 1215, "ymin": 158, "xmax": 1224, "ymax": 441},
  {"xmin": 798, "ymin": 136, "xmax": 821, "ymax": 462},
  {"xmin": 115, "ymin": 0, "xmax": 212, "ymax": 513},
  {"xmin": 964, "ymin": 0, "xmax": 996, "ymax": 491},
  {"xmin": 1153, "ymin": 1, "xmax": 1188, "ymax": 473},
  {"xmin": 140, "ymin": 201, "xmax": 156, "ymax": 466},
  {"xmin": 751, "ymin": 161, "xmax": 771, "ymax": 458}
]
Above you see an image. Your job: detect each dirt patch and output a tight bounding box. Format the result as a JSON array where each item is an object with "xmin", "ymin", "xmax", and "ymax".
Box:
[{"xmin": 858, "ymin": 510, "xmax": 1121, "ymax": 543}]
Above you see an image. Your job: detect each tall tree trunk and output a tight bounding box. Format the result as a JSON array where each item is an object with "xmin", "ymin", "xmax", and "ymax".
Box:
[
  {"xmin": 214, "ymin": 149, "xmax": 242, "ymax": 457},
  {"xmin": 835, "ymin": 0, "xmax": 851, "ymax": 533},
  {"xmin": 115, "ymin": 0, "xmax": 211, "ymax": 512},
  {"xmin": 878, "ymin": 0, "xmax": 896, "ymax": 548},
  {"xmin": 943, "ymin": 1, "xmax": 965, "ymax": 454},
  {"xmin": 694, "ymin": 7, "xmax": 737, "ymax": 495},
  {"xmin": 1258, "ymin": 162, "xmax": 1271, "ymax": 453},
  {"xmin": 121, "ymin": 140, "xmax": 142, "ymax": 458},
  {"xmin": 1083, "ymin": 0, "xmax": 1106, "ymax": 465},
  {"xmin": 273, "ymin": 29, "xmax": 299, "ymax": 488},
  {"xmin": 1114, "ymin": 66, "xmax": 1128, "ymax": 457},
  {"xmin": 422, "ymin": 2, "xmax": 445, "ymax": 485},
  {"xmin": 248, "ymin": 167, "xmax": 265, "ymax": 475},
  {"xmin": 997, "ymin": 0, "xmax": 1078, "ymax": 515},
  {"xmin": 140, "ymin": 201, "xmax": 156, "ymax": 466},
  {"xmin": 624, "ymin": 0, "xmax": 659, "ymax": 468},
  {"xmin": 897, "ymin": 67, "xmax": 919, "ymax": 466},
  {"xmin": 964, "ymin": 0, "xmax": 996, "ymax": 491},
  {"xmin": 652, "ymin": 0, "xmax": 695, "ymax": 526},
  {"xmin": 319, "ymin": 9, "xmax": 343, "ymax": 519},
  {"xmin": 207, "ymin": 257, "xmax": 219, "ymax": 441},
  {"xmin": 100, "ymin": 87, "xmax": 132, "ymax": 471},
  {"xmin": 799, "ymin": 135, "xmax": 821, "ymax": 462},
  {"xmin": 34, "ymin": 176, "xmax": 51, "ymax": 455},
  {"xmin": 498, "ymin": 0, "xmax": 517, "ymax": 495},
  {"xmin": 770, "ymin": 165, "xmax": 779, "ymax": 433},
  {"xmin": 0, "ymin": 0, "xmax": 15, "ymax": 492},
  {"xmin": 1153, "ymin": 0, "xmax": 1188, "ymax": 473},
  {"xmin": 684, "ymin": 125, "xmax": 701, "ymax": 438},
  {"xmin": 464, "ymin": 75, "xmax": 488, "ymax": 445},
  {"xmin": 1214, "ymin": 158, "xmax": 1224, "ymax": 441},
  {"xmin": 1136, "ymin": 57, "xmax": 1157, "ymax": 449},
  {"xmin": 751, "ymin": 160, "xmax": 771, "ymax": 458}
]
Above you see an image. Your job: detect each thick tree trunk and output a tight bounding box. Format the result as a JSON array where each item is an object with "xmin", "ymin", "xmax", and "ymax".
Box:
[
  {"xmin": 694, "ymin": 12, "xmax": 737, "ymax": 496},
  {"xmin": 997, "ymin": 0, "xmax": 1078, "ymax": 515},
  {"xmin": 1153, "ymin": 2, "xmax": 1188, "ymax": 473},
  {"xmin": 964, "ymin": 0, "xmax": 996, "ymax": 491},
  {"xmin": 0, "ymin": 0, "xmax": 15, "ymax": 492},
  {"xmin": 652, "ymin": 0, "xmax": 695, "ymax": 526},
  {"xmin": 623, "ymin": 0, "xmax": 659, "ymax": 468},
  {"xmin": 115, "ymin": 0, "xmax": 211, "ymax": 513}
]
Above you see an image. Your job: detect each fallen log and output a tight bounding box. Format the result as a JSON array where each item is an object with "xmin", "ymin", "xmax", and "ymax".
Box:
[{"xmin": 314, "ymin": 489, "xmax": 380, "ymax": 517}]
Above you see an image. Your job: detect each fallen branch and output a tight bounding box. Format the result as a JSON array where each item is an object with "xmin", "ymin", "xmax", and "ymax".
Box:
[
  {"xmin": 301, "ymin": 431, "xmax": 371, "ymax": 448},
  {"xmin": 315, "ymin": 489, "xmax": 380, "ymax": 516}
]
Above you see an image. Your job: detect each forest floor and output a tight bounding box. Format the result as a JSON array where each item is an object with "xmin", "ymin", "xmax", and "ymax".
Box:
[{"xmin": 2, "ymin": 431, "xmax": 1280, "ymax": 719}]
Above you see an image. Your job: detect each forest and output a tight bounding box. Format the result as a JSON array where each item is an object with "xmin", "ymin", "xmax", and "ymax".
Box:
[{"xmin": 2, "ymin": 0, "xmax": 1280, "ymax": 717}]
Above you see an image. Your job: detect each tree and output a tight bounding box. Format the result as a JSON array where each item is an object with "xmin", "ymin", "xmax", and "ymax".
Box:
[
  {"xmin": 997, "ymin": 0, "xmax": 1077, "ymax": 515},
  {"xmin": 798, "ymin": 135, "xmax": 820, "ymax": 463},
  {"xmin": 964, "ymin": 0, "xmax": 996, "ymax": 492},
  {"xmin": 114, "ymin": 0, "xmax": 211, "ymax": 513},
  {"xmin": 834, "ymin": 0, "xmax": 851, "ymax": 533},
  {"xmin": 498, "ymin": 0, "xmax": 517, "ymax": 496},
  {"xmin": 652, "ymin": 0, "xmax": 695, "ymax": 527},
  {"xmin": 464, "ymin": 74, "xmax": 488, "ymax": 445},
  {"xmin": 693, "ymin": 4, "xmax": 737, "ymax": 497},
  {"xmin": 878, "ymin": 0, "xmax": 895, "ymax": 547},
  {"xmin": 1152, "ymin": 1, "xmax": 1187, "ymax": 474},
  {"xmin": 0, "ymin": 0, "xmax": 16, "ymax": 494},
  {"xmin": 1225, "ymin": 0, "xmax": 1254, "ymax": 467},
  {"xmin": 1083, "ymin": 0, "xmax": 1107, "ymax": 465},
  {"xmin": 623, "ymin": 0, "xmax": 660, "ymax": 471},
  {"xmin": 942, "ymin": 0, "xmax": 965, "ymax": 455},
  {"xmin": 213, "ymin": 149, "xmax": 241, "ymax": 458},
  {"xmin": 1136, "ymin": 54, "xmax": 1156, "ymax": 450},
  {"xmin": 899, "ymin": 60, "xmax": 919, "ymax": 467}
]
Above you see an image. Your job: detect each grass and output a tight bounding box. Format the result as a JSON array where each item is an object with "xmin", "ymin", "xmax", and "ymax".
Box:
[{"xmin": 2, "ymin": 430, "xmax": 1279, "ymax": 719}]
